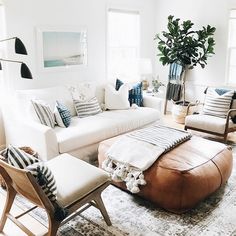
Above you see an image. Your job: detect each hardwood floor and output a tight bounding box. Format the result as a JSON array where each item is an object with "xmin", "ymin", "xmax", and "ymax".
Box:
[{"xmin": 0, "ymin": 113, "xmax": 235, "ymax": 236}]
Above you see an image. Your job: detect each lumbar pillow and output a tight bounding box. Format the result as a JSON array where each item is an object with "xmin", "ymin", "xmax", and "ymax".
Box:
[
  {"xmin": 115, "ymin": 79, "xmax": 143, "ymax": 107},
  {"xmin": 7, "ymin": 145, "xmax": 39, "ymax": 169},
  {"xmin": 105, "ymin": 84, "xmax": 130, "ymax": 110},
  {"xmin": 73, "ymin": 97, "xmax": 102, "ymax": 118},
  {"xmin": 31, "ymin": 99, "xmax": 55, "ymax": 128},
  {"xmin": 203, "ymin": 88, "xmax": 234, "ymax": 118},
  {"xmin": 54, "ymin": 101, "xmax": 71, "ymax": 128}
]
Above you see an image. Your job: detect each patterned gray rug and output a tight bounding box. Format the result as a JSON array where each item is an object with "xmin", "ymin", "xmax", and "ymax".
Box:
[{"xmin": 1, "ymin": 144, "xmax": 236, "ymax": 236}]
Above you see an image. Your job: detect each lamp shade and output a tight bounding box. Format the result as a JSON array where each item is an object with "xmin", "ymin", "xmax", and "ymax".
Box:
[
  {"xmin": 139, "ymin": 58, "xmax": 152, "ymax": 75},
  {"xmin": 15, "ymin": 37, "xmax": 27, "ymax": 55},
  {"xmin": 20, "ymin": 63, "xmax": 33, "ymax": 79}
]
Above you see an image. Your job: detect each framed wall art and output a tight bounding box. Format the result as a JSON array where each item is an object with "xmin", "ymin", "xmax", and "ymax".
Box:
[{"xmin": 37, "ymin": 26, "xmax": 87, "ymax": 72}]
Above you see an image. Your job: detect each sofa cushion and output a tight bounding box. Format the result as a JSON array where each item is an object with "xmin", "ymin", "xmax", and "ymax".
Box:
[
  {"xmin": 16, "ymin": 86, "xmax": 77, "ymax": 121},
  {"xmin": 46, "ymin": 153, "xmax": 110, "ymax": 207},
  {"xmin": 185, "ymin": 114, "xmax": 236, "ymax": 134},
  {"xmin": 54, "ymin": 107, "xmax": 160, "ymax": 153}
]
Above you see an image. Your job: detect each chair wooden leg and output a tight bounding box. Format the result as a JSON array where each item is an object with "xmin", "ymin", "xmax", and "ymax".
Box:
[
  {"xmin": 47, "ymin": 214, "xmax": 61, "ymax": 236},
  {"xmin": 223, "ymin": 133, "xmax": 228, "ymax": 143},
  {"xmin": 0, "ymin": 189, "xmax": 16, "ymax": 231},
  {"xmin": 94, "ymin": 195, "xmax": 111, "ymax": 226}
]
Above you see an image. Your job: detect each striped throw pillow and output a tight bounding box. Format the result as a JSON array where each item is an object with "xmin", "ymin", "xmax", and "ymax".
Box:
[
  {"xmin": 54, "ymin": 101, "xmax": 71, "ymax": 128},
  {"xmin": 203, "ymin": 88, "xmax": 234, "ymax": 118},
  {"xmin": 7, "ymin": 145, "xmax": 39, "ymax": 169},
  {"xmin": 26, "ymin": 162, "xmax": 57, "ymax": 202},
  {"xmin": 32, "ymin": 99, "xmax": 55, "ymax": 128},
  {"xmin": 73, "ymin": 97, "xmax": 102, "ymax": 118}
]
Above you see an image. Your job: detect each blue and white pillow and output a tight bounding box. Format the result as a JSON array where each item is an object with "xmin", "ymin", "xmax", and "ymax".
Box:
[
  {"xmin": 54, "ymin": 101, "xmax": 71, "ymax": 128},
  {"xmin": 115, "ymin": 79, "xmax": 143, "ymax": 107}
]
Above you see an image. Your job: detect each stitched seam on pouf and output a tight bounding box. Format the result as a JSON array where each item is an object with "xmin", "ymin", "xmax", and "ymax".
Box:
[{"xmin": 211, "ymin": 160, "xmax": 223, "ymax": 187}]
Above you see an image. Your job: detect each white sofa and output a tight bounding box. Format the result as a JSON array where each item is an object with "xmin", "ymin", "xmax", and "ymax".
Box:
[{"xmin": 2, "ymin": 83, "xmax": 161, "ymax": 161}]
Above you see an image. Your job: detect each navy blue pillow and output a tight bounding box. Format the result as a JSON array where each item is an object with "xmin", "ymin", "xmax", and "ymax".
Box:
[
  {"xmin": 115, "ymin": 79, "xmax": 143, "ymax": 107},
  {"xmin": 55, "ymin": 101, "xmax": 71, "ymax": 128}
]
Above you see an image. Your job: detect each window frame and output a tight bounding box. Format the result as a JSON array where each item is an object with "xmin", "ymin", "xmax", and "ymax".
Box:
[
  {"xmin": 106, "ymin": 7, "xmax": 141, "ymax": 82},
  {"xmin": 226, "ymin": 9, "xmax": 236, "ymax": 85}
]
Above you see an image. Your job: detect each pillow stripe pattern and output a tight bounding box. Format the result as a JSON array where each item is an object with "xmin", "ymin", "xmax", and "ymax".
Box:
[
  {"xmin": 32, "ymin": 100, "xmax": 55, "ymax": 128},
  {"xmin": 26, "ymin": 162, "xmax": 57, "ymax": 202},
  {"xmin": 203, "ymin": 88, "xmax": 234, "ymax": 118},
  {"xmin": 8, "ymin": 145, "xmax": 39, "ymax": 169},
  {"xmin": 74, "ymin": 97, "xmax": 102, "ymax": 118}
]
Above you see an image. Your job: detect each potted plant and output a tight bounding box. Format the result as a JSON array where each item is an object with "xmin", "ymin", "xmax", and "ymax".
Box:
[{"xmin": 154, "ymin": 15, "xmax": 216, "ymax": 123}]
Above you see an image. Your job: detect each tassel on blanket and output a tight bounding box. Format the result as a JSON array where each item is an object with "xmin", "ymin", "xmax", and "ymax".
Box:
[{"xmin": 102, "ymin": 157, "xmax": 146, "ymax": 193}]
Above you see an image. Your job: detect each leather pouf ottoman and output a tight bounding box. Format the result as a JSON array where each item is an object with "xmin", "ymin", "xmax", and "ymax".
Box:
[{"xmin": 98, "ymin": 136, "xmax": 233, "ymax": 213}]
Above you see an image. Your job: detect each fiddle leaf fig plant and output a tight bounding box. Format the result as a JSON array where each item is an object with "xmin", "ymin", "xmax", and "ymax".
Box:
[
  {"xmin": 155, "ymin": 15, "xmax": 216, "ymax": 70},
  {"xmin": 154, "ymin": 15, "xmax": 216, "ymax": 105}
]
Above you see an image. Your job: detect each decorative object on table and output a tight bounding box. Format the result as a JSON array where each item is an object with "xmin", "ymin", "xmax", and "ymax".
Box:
[
  {"xmin": 36, "ymin": 26, "xmax": 87, "ymax": 72},
  {"xmin": 139, "ymin": 58, "xmax": 152, "ymax": 90},
  {"xmin": 0, "ymin": 37, "xmax": 33, "ymax": 79},
  {"xmin": 151, "ymin": 76, "xmax": 165, "ymax": 93},
  {"xmin": 154, "ymin": 15, "xmax": 216, "ymax": 122}
]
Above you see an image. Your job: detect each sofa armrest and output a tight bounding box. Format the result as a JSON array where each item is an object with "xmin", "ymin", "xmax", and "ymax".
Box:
[
  {"xmin": 4, "ymin": 117, "xmax": 59, "ymax": 161},
  {"xmin": 143, "ymin": 95, "xmax": 163, "ymax": 111}
]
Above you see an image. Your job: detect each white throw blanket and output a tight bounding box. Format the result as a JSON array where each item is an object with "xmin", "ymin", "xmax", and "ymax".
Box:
[{"xmin": 102, "ymin": 125, "xmax": 191, "ymax": 193}]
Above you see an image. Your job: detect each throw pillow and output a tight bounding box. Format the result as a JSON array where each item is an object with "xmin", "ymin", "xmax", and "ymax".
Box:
[
  {"xmin": 26, "ymin": 162, "xmax": 57, "ymax": 202},
  {"xmin": 73, "ymin": 97, "xmax": 102, "ymax": 118},
  {"xmin": 203, "ymin": 88, "xmax": 234, "ymax": 118},
  {"xmin": 115, "ymin": 79, "xmax": 143, "ymax": 107},
  {"xmin": 54, "ymin": 101, "xmax": 71, "ymax": 128},
  {"xmin": 31, "ymin": 99, "xmax": 55, "ymax": 128},
  {"xmin": 105, "ymin": 84, "xmax": 130, "ymax": 110},
  {"xmin": 7, "ymin": 145, "xmax": 39, "ymax": 169}
]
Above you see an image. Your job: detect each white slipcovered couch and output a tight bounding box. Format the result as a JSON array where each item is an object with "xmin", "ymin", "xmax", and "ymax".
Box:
[{"xmin": 2, "ymin": 83, "xmax": 161, "ymax": 161}]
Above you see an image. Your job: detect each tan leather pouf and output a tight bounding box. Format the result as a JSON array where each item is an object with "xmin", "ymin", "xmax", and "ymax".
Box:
[{"xmin": 98, "ymin": 136, "xmax": 233, "ymax": 213}]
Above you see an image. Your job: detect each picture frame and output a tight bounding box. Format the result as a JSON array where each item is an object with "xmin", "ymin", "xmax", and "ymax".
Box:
[{"xmin": 36, "ymin": 26, "xmax": 87, "ymax": 72}]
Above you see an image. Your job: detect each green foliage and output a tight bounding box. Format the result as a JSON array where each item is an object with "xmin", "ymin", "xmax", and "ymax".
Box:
[{"xmin": 154, "ymin": 15, "xmax": 216, "ymax": 70}]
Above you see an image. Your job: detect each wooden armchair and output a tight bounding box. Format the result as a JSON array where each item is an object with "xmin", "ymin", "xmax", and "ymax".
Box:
[
  {"xmin": 184, "ymin": 99, "xmax": 236, "ymax": 141},
  {"xmin": 0, "ymin": 153, "xmax": 111, "ymax": 236}
]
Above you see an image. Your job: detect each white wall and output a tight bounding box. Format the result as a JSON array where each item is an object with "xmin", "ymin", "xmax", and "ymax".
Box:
[
  {"xmin": 154, "ymin": 0, "xmax": 236, "ymax": 102},
  {"xmin": 0, "ymin": 0, "xmax": 156, "ymax": 147}
]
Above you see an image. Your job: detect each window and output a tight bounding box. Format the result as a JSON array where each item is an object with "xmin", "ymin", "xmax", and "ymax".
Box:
[
  {"xmin": 227, "ymin": 9, "xmax": 236, "ymax": 84},
  {"xmin": 107, "ymin": 9, "xmax": 140, "ymax": 82}
]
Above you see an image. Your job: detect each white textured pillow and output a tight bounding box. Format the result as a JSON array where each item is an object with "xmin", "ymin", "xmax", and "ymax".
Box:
[
  {"xmin": 105, "ymin": 84, "xmax": 130, "ymax": 110},
  {"xmin": 203, "ymin": 88, "xmax": 234, "ymax": 118}
]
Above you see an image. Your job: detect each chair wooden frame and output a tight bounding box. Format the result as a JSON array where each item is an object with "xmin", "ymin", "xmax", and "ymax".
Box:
[
  {"xmin": 0, "ymin": 158, "xmax": 111, "ymax": 236},
  {"xmin": 184, "ymin": 102, "xmax": 236, "ymax": 141}
]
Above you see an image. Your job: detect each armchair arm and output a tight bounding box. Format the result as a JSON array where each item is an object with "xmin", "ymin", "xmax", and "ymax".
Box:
[
  {"xmin": 4, "ymin": 117, "xmax": 59, "ymax": 161},
  {"xmin": 186, "ymin": 100, "xmax": 203, "ymax": 116},
  {"xmin": 143, "ymin": 95, "xmax": 163, "ymax": 111}
]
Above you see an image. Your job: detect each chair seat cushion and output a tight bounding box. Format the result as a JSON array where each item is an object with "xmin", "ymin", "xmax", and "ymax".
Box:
[
  {"xmin": 46, "ymin": 153, "xmax": 110, "ymax": 207},
  {"xmin": 185, "ymin": 114, "xmax": 236, "ymax": 134}
]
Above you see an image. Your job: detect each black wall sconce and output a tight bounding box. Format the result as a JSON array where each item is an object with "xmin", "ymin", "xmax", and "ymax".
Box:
[{"xmin": 0, "ymin": 37, "xmax": 33, "ymax": 79}]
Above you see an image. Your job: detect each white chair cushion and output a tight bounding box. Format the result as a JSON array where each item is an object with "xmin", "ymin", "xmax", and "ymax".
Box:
[
  {"xmin": 185, "ymin": 114, "xmax": 236, "ymax": 134},
  {"xmin": 54, "ymin": 107, "xmax": 160, "ymax": 153},
  {"xmin": 46, "ymin": 153, "xmax": 110, "ymax": 207}
]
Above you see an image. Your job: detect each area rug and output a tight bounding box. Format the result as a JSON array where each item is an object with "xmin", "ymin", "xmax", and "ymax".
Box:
[{"xmin": 1, "ymin": 146, "xmax": 236, "ymax": 236}]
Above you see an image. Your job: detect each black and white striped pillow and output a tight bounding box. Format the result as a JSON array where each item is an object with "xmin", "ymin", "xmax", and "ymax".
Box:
[
  {"xmin": 73, "ymin": 97, "xmax": 102, "ymax": 118},
  {"xmin": 7, "ymin": 145, "xmax": 39, "ymax": 169},
  {"xmin": 32, "ymin": 99, "xmax": 55, "ymax": 128},
  {"xmin": 26, "ymin": 162, "xmax": 57, "ymax": 202},
  {"xmin": 203, "ymin": 88, "xmax": 234, "ymax": 118}
]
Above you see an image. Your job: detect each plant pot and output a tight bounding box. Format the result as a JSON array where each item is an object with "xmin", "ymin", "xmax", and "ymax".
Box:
[{"xmin": 171, "ymin": 101, "xmax": 190, "ymax": 124}]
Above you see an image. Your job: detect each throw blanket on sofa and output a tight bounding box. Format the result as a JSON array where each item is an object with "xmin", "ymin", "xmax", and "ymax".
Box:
[{"xmin": 102, "ymin": 125, "xmax": 191, "ymax": 193}]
